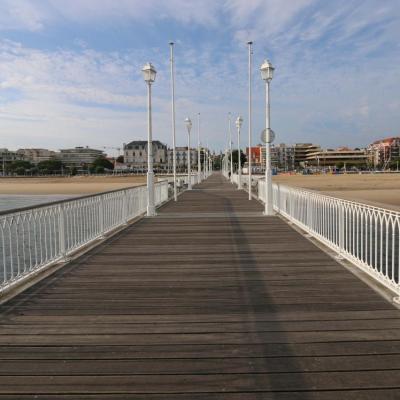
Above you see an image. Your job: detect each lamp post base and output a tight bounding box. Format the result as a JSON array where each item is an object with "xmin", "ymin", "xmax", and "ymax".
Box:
[
  {"xmin": 146, "ymin": 171, "xmax": 156, "ymax": 217},
  {"xmin": 146, "ymin": 207, "xmax": 156, "ymax": 217},
  {"xmin": 263, "ymin": 203, "xmax": 274, "ymax": 216},
  {"xmin": 263, "ymin": 211, "xmax": 275, "ymax": 216}
]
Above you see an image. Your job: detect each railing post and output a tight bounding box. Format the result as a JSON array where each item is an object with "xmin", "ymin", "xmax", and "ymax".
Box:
[
  {"xmin": 98, "ymin": 196, "xmax": 106, "ymax": 238},
  {"xmin": 58, "ymin": 203, "xmax": 69, "ymax": 261},
  {"xmin": 336, "ymin": 204, "xmax": 345, "ymax": 260},
  {"xmin": 276, "ymin": 184, "xmax": 280, "ymax": 214},
  {"xmin": 123, "ymin": 190, "xmax": 129, "ymax": 225}
]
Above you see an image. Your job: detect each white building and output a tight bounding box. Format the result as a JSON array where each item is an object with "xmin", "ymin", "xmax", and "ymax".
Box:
[
  {"xmin": 58, "ymin": 147, "xmax": 105, "ymax": 168},
  {"xmin": 123, "ymin": 140, "xmax": 167, "ymax": 171},
  {"xmin": 167, "ymin": 147, "xmax": 198, "ymax": 172},
  {"xmin": 0, "ymin": 149, "xmax": 26, "ymax": 174},
  {"xmin": 367, "ymin": 137, "xmax": 400, "ymax": 168},
  {"xmin": 259, "ymin": 143, "xmax": 296, "ymax": 170},
  {"xmin": 16, "ymin": 148, "xmax": 57, "ymax": 164},
  {"xmin": 305, "ymin": 147, "xmax": 368, "ymax": 167}
]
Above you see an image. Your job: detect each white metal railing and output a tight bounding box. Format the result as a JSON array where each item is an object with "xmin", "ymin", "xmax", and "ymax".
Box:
[
  {"xmin": 256, "ymin": 179, "xmax": 399, "ymax": 299},
  {"xmin": 164, "ymin": 172, "xmax": 209, "ymax": 189},
  {"xmin": 231, "ymin": 173, "xmax": 239, "ymax": 185},
  {"xmin": 0, "ymin": 181, "xmax": 169, "ymax": 293}
]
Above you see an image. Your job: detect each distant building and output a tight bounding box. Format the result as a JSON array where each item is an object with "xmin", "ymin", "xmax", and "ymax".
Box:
[
  {"xmin": 292, "ymin": 143, "xmax": 321, "ymax": 166},
  {"xmin": 256, "ymin": 144, "xmax": 296, "ymax": 170},
  {"xmin": 367, "ymin": 137, "xmax": 400, "ymax": 168},
  {"xmin": 0, "ymin": 148, "xmax": 25, "ymax": 164},
  {"xmin": 0, "ymin": 148, "xmax": 25, "ymax": 174},
  {"xmin": 123, "ymin": 140, "xmax": 167, "ymax": 171},
  {"xmin": 305, "ymin": 147, "xmax": 368, "ymax": 167},
  {"xmin": 58, "ymin": 147, "xmax": 105, "ymax": 168},
  {"xmin": 246, "ymin": 147, "xmax": 262, "ymax": 165},
  {"xmin": 167, "ymin": 147, "xmax": 198, "ymax": 172},
  {"xmin": 16, "ymin": 148, "xmax": 57, "ymax": 164}
]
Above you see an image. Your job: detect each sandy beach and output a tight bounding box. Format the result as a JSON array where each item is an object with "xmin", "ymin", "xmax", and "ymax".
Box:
[
  {"xmin": 272, "ymin": 173, "xmax": 400, "ymax": 211},
  {"xmin": 0, "ymin": 175, "xmax": 148, "ymax": 195}
]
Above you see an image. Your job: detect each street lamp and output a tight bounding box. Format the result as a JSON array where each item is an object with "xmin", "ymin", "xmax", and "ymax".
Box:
[
  {"xmin": 204, "ymin": 147, "xmax": 208, "ymax": 177},
  {"xmin": 247, "ymin": 41, "xmax": 253, "ymax": 200},
  {"xmin": 260, "ymin": 59, "xmax": 275, "ymax": 215},
  {"xmin": 185, "ymin": 117, "xmax": 192, "ymax": 190},
  {"xmin": 197, "ymin": 113, "xmax": 201, "ymax": 182},
  {"xmin": 228, "ymin": 112, "xmax": 233, "ymax": 182},
  {"xmin": 236, "ymin": 115, "xmax": 243, "ymax": 190},
  {"xmin": 142, "ymin": 62, "xmax": 157, "ymax": 216},
  {"xmin": 169, "ymin": 42, "xmax": 177, "ymax": 201}
]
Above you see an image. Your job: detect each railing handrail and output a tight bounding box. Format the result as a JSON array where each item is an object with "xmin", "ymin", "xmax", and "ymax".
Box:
[
  {"xmin": 0, "ymin": 181, "xmax": 168, "ymax": 217},
  {"xmin": 232, "ymin": 172, "xmax": 400, "ymax": 217},
  {"xmin": 271, "ymin": 182, "xmax": 400, "ymax": 217}
]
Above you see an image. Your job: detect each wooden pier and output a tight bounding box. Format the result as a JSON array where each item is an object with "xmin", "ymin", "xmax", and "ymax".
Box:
[{"xmin": 0, "ymin": 173, "xmax": 400, "ymax": 398}]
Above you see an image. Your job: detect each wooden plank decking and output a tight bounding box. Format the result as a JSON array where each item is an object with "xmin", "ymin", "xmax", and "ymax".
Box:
[{"xmin": 0, "ymin": 173, "xmax": 400, "ymax": 399}]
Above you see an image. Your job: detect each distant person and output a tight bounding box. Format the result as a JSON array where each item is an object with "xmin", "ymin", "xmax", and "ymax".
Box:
[{"xmin": 228, "ymin": 171, "xmax": 231, "ymax": 179}]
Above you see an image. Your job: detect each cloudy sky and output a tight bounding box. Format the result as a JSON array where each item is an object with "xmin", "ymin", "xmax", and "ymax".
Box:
[{"xmin": 0, "ymin": 0, "xmax": 399, "ymax": 154}]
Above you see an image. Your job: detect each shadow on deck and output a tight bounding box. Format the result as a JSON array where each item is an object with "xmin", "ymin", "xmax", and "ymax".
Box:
[{"xmin": 0, "ymin": 173, "xmax": 399, "ymax": 399}]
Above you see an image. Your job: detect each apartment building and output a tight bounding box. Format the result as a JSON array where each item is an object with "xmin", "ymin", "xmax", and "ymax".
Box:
[
  {"xmin": 16, "ymin": 148, "xmax": 57, "ymax": 164},
  {"xmin": 367, "ymin": 137, "xmax": 400, "ymax": 168},
  {"xmin": 305, "ymin": 147, "xmax": 368, "ymax": 167},
  {"xmin": 58, "ymin": 147, "xmax": 105, "ymax": 167},
  {"xmin": 167, "ymin": 147, "xmax": 198, "ymax": 172},
  {"xmin": 123, "ymin": 140, "xmax": 167, "ymax": 171}
]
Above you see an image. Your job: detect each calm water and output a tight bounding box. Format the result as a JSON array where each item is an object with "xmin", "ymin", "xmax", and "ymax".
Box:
[{"xmin": 0, "ymin": 194, "xmax": 78, "ymax": 213}]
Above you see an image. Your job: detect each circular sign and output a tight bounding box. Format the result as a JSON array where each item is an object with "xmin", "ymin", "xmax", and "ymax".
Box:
[{"xmin": 261, "ymin": 128, "xmax": 276, "ymax": 144}]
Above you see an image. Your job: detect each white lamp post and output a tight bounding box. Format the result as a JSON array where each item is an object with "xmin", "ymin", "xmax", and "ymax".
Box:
[
  {"xmin": 206, "ymin": 148, "xmax": 209, "ymax": 176},
  {"xmin": 260, "ymin": 59, "xmax": 275, "ymax": 215},
  {"xmin": 197, "ymin": 113, "xmax": 201, "ymax": 183},
  {"xmin": 204, "ymin": 147, "xmax": 208, "ymax": 177},
  {"xmin": 247, "ymin": 41, "xmax": 253, "ymax": 200},
  {"xmin": 185, "ymin": 117, "xmax": 192, "ymax": 190},
  {"xmin": 169, "ymin": 42, "xmax": 177, "ymax": 201},
  {"xmin": 236, "ymin": 115, "xmax": 243, "ymax": 189},
  {"xmin": 142, "ymin": 62, "xmax": 157, "ymax": 217},
  {"xmin": 228, "ymin": 112, "xmax": 233, "ymax": 182}
]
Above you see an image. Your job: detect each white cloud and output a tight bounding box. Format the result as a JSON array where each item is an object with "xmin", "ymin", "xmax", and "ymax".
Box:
[
  {"xmin": 0, "ymin": 0, "xmax": 49, "ymax": 31},
  {"xmin": 0, "ymin": 0, "xmax": 221, "ymax": 32}
]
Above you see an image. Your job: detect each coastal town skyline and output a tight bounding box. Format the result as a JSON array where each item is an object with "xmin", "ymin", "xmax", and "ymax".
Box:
[{"xmin": 1, "ymin": 0, "xmax": 399, "ymax": 151}]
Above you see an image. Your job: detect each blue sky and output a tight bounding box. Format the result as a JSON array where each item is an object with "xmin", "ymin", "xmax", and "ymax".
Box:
[{"xmin": 0, "ymin": 0, "xmax": 399, "ymax": 154}]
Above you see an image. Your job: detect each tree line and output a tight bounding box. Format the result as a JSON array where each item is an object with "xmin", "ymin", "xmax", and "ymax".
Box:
[{"xmin": 2, "ymin": 157, "xmax": 115, "ymax": 176}]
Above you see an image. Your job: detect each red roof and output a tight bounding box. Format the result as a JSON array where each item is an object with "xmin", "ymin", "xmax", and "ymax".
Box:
[{"xmin": 372, "ymin": 136, "xmax": 400, "ymax": 145}]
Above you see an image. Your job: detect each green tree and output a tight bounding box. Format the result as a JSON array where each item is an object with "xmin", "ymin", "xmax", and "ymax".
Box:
[
  {"xmin": 229, "ymin": 150, "xmax": 247, "ymax": 168},
  {"xmin": 7, "ymin": 160, "xmax": 33, "ymax": 174},
  {"xmin": 389, "ymin": 159, "xmax": 400, "ymax": 170},
  {"xmin": 15, "ymin": 167, "xmax": 26, "ymax": 176},
  {"xmin": 91, "ymin": 157, "xmax": 114, "ymax": 171},
  {"xmin": 37, "ymin": 159, "xmax": 63, "ymax": 174},
  {"xmin": 335, "ymin": 162, "xmax": 344, "ymax": 170},
  {"xmin": 212, "ymin": 154, "xmax": 223, "ymax": 170}
]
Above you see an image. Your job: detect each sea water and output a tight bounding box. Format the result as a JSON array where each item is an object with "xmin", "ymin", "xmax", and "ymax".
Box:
[{"xmin": 0, "ymin": 194, "xmax": 77, "ymax": 213}]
